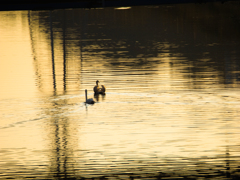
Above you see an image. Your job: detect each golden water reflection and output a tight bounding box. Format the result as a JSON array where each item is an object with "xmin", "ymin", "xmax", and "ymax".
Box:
[
  {"xmin": 0, "ymin": 3, "xmax": 240, "ymax": 179},
  {"xmin": 0, "ymin": 11, "xmax": 37, "ymax": 99}
]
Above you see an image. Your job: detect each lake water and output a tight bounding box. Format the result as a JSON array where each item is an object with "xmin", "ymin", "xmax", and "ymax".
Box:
[{"xmin": 0, "ymin": 2, "xmax": 240, "ymax": 179}]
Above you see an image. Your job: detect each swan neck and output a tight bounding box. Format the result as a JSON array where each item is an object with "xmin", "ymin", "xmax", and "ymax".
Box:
[{"xmin": 85, "ymin": 89, "xmax": 88, "ymax": 102}]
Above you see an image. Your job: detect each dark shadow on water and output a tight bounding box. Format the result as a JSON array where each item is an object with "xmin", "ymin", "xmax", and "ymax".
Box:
[{"xmin": 29, "ymin": 2, "xmax": 240, "ymax": 94}]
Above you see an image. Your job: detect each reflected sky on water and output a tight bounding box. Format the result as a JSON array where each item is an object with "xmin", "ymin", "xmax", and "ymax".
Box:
[{"xmin": 0, "ymin": 2, "xmax": 240, "ymax": 179}]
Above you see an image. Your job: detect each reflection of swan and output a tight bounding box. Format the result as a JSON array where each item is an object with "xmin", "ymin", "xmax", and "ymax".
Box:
[
  {"xmin": 94, "ymin": 92, "xmax": 106, "ymax": 102},
  {"xmin": 93, "ymin": 80, "xmax": 106, "ymax": 95},
  {"xmin": 85, "ymin": 89, "xmax": 95, "ymax": 104}
]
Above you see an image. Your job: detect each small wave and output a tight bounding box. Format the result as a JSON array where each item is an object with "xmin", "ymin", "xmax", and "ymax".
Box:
[{"xmin": 0, "ymin": 117, "xmax": 45, "ymax": 129}]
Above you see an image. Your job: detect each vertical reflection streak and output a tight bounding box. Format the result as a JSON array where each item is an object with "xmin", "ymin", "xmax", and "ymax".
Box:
[
  {"xmin": 28, "ymin": 10, "xmax": 43, "ymax": 91},
  {"xmin": 80, "ymin": 10, "xmax": 88, "ymax": 62},
  {"xmin": 225, "ymin": 146, "xmax": 230, "ymax": 178},
  {"xmin": 54, "ymin": 114, "xmax": 60, "ymax": 179},
  {"xmin": 79, "ymin": 12, "xmax": 83, "ymax": 62},
  {"xmin": 49, "ymin": 10, "xmax": 56, "ymax": 92},
  {"xmin": 28, "ymin": 10, "xmax": 35, "ymax": 61},
  {"xmin": 62, "ymin": 116, "xmax": 68, "ymax": 179},
  {"xmin": 63, "ymin": 10, "xmax": 67, "ymax": 92},
  {"xmin": 48, "ymin": 100, "xmax": 74, "ymax": 179}
]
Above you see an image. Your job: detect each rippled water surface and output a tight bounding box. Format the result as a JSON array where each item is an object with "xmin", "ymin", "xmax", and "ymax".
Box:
[{"xmin": 1, "ymin": 3, "xmax": 240, "ymax": 179}]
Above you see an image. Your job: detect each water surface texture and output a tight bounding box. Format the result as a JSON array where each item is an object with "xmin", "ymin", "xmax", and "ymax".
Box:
[{"xmin": 1, "ymin": 3, "xmax": 240, "ymax": 179}]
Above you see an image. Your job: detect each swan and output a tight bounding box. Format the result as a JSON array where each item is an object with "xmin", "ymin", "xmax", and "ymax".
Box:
[
  {"xmin": 93, "ymin": 80, "xmax": 106, "ymax": 95},
  {"xmin": 85, "ymin": 89, "xmax": 95, "ymax": 104}
]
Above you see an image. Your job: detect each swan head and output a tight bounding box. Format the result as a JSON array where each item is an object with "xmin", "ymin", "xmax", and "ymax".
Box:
[{"xmin": 96, "ymin": 80, "xmax": 99, "ymax": 85}]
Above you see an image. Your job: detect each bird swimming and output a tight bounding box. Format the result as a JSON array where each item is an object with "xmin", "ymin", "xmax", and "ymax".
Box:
[
  {"xmin": 93, "ymin": 80, "xmax": 106, "ymax": 95},
  {"xmin": 85, "ymin": 89, "xmax": 95, "ymax": 104}
]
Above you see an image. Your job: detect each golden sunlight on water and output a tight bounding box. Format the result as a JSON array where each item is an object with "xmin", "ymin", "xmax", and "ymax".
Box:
[
  {"xmin": 0, "ymin": 11, "xmax": 37, "ymax": 98},
  {"xmin": 1, "ymin": 3, "xmax": 240, "ymax": 179}
]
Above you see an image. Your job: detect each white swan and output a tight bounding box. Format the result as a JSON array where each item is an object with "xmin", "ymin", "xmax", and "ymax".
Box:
[
  {"xmin": 85, "ymin": 89, "xmax": 95, "ymax": 104},
  {"xmin": 93, "ymin": 80, "xmax": 106, "ymax": 95}
]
